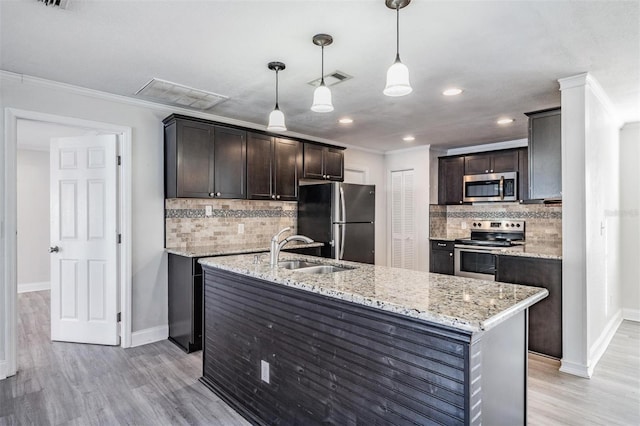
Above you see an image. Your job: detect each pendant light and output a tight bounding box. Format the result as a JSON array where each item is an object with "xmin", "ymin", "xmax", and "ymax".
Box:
[
  {"xmin": 384, "ymin": 0, "xmax": 412, "ymax": 97},
  {"xmin": 267, "ymin": 61, "xmax": 287, "ymax": 131},
  {"xmin": 311, "ymin": 34, "xmax": 334, "ymax": 113}
]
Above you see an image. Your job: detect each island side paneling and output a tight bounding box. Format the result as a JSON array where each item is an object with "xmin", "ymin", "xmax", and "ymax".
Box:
[{"xmin": 201, "ymin": 267, "xmax": 481, "ymax": 425}]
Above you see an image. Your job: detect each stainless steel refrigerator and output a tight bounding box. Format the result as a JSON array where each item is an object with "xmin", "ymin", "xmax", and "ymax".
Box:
[{"xmin": 297, "ymin": 182, "xmax": 375, "ymax": 264}]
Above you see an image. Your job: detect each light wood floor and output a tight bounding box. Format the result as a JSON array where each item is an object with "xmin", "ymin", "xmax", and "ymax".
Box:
[
  {"xmin": 528, "ymin": 319, "xmax": 640, "ymax": 426},
  {"xmin": 2, "ymin": 291, "xmax": 639, "ymax": 425},
  {"xmin": 0, "ymin": 290, "xmax": 249, "ymax": 425}
]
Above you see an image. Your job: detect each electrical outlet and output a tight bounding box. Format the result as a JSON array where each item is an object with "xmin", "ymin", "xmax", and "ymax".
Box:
[
  {"xmin": 205, "ymin": 205, "xmax": 213, "ymax": 217},
  {"xmin": 261, "ymin": 360, "xmax": 270, "ymax": 383},
  {"xmin": 461, "ymin": 222, "xmax": 467, "ymax": 229},
  {"xmin": 238, "ymin": 223, "xmax": 244, "ymax": 234}
]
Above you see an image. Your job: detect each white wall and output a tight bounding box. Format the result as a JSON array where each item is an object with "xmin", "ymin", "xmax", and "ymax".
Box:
[
  {"xmin": 620, "ymin": 122, "xmax": 640, "ymax": 321},
  {"xmin": 559, "ymin": 73, "xmax": 624, "ymax": 378},
  {"xmin": 344, "ymin": 148, "xmax": 387, "ymax": 266},
  {"xmin": 16, "ymin": 149, "xmax": 50, "ymax": 290},
  {"xmin": 384, "ymin": 146, "xmax": 431, "ymax": 272}
]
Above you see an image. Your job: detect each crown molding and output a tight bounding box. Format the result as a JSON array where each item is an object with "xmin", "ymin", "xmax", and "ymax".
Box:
[
  {"xmin": 558, "ymin": 72, "xmax": 622, "ymax": 127},
  {"xmin": 446, "ymin": 138, "xmax": 528, "ymax": 156}
]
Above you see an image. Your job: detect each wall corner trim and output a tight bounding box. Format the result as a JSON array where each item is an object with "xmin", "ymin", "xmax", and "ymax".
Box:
[
  {"xmin": 623, "ymin": 308, "xmax": 640, "ymax": 322},
  {"xmin": 559, "ymin": 360, "xmax": 591, "ymax": 378},
  {"xmin": 130, "ymin": 325, "xmax": 169, "ymax": 348},
  {"xmin": 17, "ymin": 281, "xmax": 51, "ymax": 294},
  {"xmin": 0, "ymin": 360, "xmax": 7, "ymax": 380},
  {"xmin": 558, "ymin": 72, "xmax": 589, "ymax": 91}
]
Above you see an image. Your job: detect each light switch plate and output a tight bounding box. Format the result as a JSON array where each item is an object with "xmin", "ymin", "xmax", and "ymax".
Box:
[
  {"xmin": 260, "ymin": 360, "xmax": 270, "ymax": 383},
  {"xmin": 205, "ymin": 205, "xmax": 213, "ymax": 217},
  {"xmin": 461, "ymin": 222, "xmax": 467, "ymax": 229},
  {"xmin": 238, "ymin": 223, "xmax": 244, "ymax": 234}
]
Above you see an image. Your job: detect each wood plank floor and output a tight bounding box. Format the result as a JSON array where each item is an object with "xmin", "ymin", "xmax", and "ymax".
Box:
[
  {"xmin": 528, "ymin": 319, "xmax": 640, "ymax": 426},
  {"xmin": 2, "ymin": 290, "xmax": 639, "ymax": 425},
  {"xmin": 0, "ymin": 290, "xmax": 249, "ymax": 425}
]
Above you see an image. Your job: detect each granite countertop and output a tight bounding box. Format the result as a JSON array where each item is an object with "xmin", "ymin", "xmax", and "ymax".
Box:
[
  {"xmin": 199, "ymin": 253, "xmax": 548, "ymax": 333},
  {"xmin": 166, "ymin": 242, "xmax": 324, "ymax": 258}
]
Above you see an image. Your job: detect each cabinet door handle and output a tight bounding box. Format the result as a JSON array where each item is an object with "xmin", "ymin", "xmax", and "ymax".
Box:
[
  {"xmin": 485, "ymin": 169, "xmax": 489, "ymax": 173},
  {"xmin": 449, "ymin": 252, "xmax": 453, "ymax": 257},
  {"xmin": 490, "ymin": 169, "xmax": 494, "ymax": 173},
  {"xmin": 271, "ymin": 194, "xmax": 276, "ymax": 199},
  {"xmin": 276, "ymin": 195, "xmax": 281, "ymax": 199},
  {"xmin": 216, "ymin": 192, "xmax": 221, "ymax": 197},
  {"xmin": 209, "ymin": 192, "xmax": 215, "ymax": 197}
]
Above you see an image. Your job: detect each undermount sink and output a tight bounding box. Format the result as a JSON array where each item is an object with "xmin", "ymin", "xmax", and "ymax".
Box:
[
  {"xmin": 278, "ymin": 260, "xmax": 355, "ymax": 274},
  {"xmin": 278, "ymin": 260, "xmax": 320, "ymax": 270},
  {"xmin": 296, "ymin": 265, "xmax": 353, "ymax": 274}
]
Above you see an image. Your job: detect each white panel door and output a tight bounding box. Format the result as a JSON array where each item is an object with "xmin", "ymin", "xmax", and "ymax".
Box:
[{"xmin": 50, "ymin": 135, "xmax": 119, "ymax": 345}]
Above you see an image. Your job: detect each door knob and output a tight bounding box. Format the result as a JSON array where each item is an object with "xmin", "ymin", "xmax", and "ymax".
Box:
[{"xmin": 49, "ymin": 246, "xmax": 59, "ymax": 253}]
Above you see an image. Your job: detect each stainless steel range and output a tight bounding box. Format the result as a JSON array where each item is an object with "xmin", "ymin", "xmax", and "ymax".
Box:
[{"xmin": 454, "ymin": 220, "xmax": 525, "ymax": 280}]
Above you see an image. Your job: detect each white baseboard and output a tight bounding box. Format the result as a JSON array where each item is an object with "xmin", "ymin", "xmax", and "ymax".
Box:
[
  {"xmin": 559, "ymin": 360, "xmax": 591, "ymax": 378},
  {"xmin": 623, "ymin": 308, "xmax": 640, "ymax": 322},
  {"xmin": 130, "ymin": 325, "xmax": 168, "ymax": 348},
  {"xmin": 18, "ymin": 281, "xmax": 50, "ymax": 293},
  {"xmin": 0, "ymin": 360, "xmax": 7, "ymax": 380},
  {"xmin": 587, "ymin": 309, "xmax": 623, "ymax": 376},
  {"xmin": 560, "ymin": 310, "xmax": 623, "ymax": 379}
]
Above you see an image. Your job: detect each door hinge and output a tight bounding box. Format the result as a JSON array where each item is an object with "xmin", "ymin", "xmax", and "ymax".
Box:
[
  {"xmin": 117, "ymin": 312, "xmax": 121, "ymax": 322},
  {"xmin": 117, "ymin": 234, "xmax": 122, "ymax": 244},
  {"xmin": 117, "ymin": 155, "xmax": 121, "ymax": 166}
]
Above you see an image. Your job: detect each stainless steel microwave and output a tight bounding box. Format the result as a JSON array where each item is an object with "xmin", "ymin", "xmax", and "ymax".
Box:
[{"xmin": 463, "ymin": 172, "xmax": 518, "ymax": 202}]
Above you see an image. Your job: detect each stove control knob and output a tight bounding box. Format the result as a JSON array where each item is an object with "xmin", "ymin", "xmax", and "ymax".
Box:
[
  {"xmin": 511, "ymin": 223, "xmax": 515, "ymax": 227},
  {"xmin": 516, "ymin": 224, "xmax": 521, "ymax": 228},
  {"xmin": 477, "ymin": 223, "xmax": 482, "ymax": 227},
  {"xmin": 472, "ymin": 223, "xmax": 476, "ymax": 227}
]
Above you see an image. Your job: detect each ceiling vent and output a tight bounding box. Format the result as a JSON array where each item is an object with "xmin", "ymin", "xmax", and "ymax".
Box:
[
  {"xmin": 37, "ymin": 0, "xmax": 70, "ymax": 8},
  {"xmin": 135, "ymin": 78, "xmax": 229, "ymax": 111},
  {"xmin": 307, "ymin": 70, "xmax": 352, "ymax": 87}
]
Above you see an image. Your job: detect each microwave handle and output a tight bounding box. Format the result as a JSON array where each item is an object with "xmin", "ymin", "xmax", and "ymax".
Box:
[{"xmin": 499, "ymin": 176, "xmax": 504, "ymax": 200}]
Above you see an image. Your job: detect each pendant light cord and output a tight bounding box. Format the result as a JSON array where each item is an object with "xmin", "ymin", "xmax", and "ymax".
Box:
[
  {"xmin": 321, "ymin": 45, "xmax": 325, "ymax": 86},
  {"xmin": 395, "ymin": 5, "xmax": 400, "ymax": 62},
  {"xmin": 275, "ymin": 69, "xmax": 279, "ymax": 110}
]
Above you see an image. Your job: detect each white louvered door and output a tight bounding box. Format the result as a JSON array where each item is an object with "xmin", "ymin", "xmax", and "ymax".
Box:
[
  {"xmin": 50, "ymin": 135, "xmax": 119, "ymax": 345},
  {"xmin": 391, "ymin": 170, "xmax": 415, "ymax": 269}
]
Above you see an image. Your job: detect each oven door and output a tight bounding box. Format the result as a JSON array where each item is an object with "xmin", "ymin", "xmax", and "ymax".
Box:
[{"xmin": 454, "ymin": 246, "xmax": 497, "ymax": 281}]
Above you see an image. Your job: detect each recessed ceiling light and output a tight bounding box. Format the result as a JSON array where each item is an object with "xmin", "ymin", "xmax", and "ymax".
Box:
[
  {"xmin": 338, "ymin": 117, "xmax": 353, "ymax": 124},
  {"xmin": 442, "ymin": 88, "xmax": 463, "ymax": 96},
  {"xmin": 403, "ymin": 135, "xmax": 415, "ymax": 142},
  {"xmin": 497, "ymin": 118, "xmax": 515, "ymax": 125}
]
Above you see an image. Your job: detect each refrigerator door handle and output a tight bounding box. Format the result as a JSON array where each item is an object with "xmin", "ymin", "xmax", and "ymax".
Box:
[
  {"xmin": 339, "ymin": 185, "xmax": 346, "ymax": 223},
  {"xmin": 339, "ymin": 223, "xmax": 346, "ymax": 260}
]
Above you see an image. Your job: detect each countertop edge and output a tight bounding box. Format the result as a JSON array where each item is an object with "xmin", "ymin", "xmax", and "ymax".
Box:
[{"xmin": 481, "ymin": 288, "xmax": 549, "ymax": 331}]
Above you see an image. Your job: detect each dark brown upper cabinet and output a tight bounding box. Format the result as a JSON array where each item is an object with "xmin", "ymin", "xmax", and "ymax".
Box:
[
  {"xmin": 438, "ymin": 156, "xmax": 465, "ymax": 205},
  {"xmin": 247, "ymin": 133, "xmax": 301, "ymax": 201},
  {"xmin": 526, "ymin": 108, "xmax": 561, "ymax": 200},
  {"xmin": 303, "ymin": 143, "xmax": 344, "ymax": 181},
  {"xmin": 164, "ymin": 115, "xmax": 246, "ymax": 199},
  {"xmin": 464, "ymin": 149, "xmax": 519, "ymax": 175}
]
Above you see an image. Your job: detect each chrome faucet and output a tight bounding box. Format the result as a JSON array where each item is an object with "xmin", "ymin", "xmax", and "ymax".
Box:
[{"xmin": 269, "ymin": 227, "xmax": 314, "ymax": 267}]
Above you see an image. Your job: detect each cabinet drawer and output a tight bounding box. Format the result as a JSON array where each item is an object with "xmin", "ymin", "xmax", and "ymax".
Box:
[{"xmin": 431, "ymin": 240, "xmax": 454, "ymax": 250}]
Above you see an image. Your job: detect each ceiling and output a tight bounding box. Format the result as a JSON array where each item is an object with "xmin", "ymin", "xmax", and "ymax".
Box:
[{"xmin": 2, "ymin": 1, "xmax": 639, "ymax": 153}]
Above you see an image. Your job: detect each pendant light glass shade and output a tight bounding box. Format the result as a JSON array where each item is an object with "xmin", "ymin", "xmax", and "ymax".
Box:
[
  {"xmin": 267, "ymin": 61, "xmax": 286, "ymax": 132},
  {"xmin": 311, "ymin": 34, "xmax": 334, "ymax": 113},
  {"xmin": 267, "ymin": 107, "xmax": 286, "ymax": 131},
  {"xmin": 384, "ymin": 57, "xmax": 412, "ymax": 97},
  {"xmin": 311, "ymin": 83, "xmax": 334, "ymax": 112},
  {"xmin": 384, "ymin": 0, "xmax": 412, "ymax": 97}
]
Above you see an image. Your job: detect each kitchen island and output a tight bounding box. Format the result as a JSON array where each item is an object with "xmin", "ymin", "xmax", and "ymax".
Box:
[{"xmin": 199, "ymin": 254, "xmax": 548, "ymax": 425}]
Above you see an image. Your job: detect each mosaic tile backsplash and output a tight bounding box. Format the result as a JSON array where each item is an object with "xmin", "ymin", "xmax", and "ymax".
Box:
[
  {"xmin": 430, "ymin": 203, "xmax": 563, "ymax": 244},
  {"xmin": 166, "ymin": 198, "xmax": 297, "ymax": 249}
]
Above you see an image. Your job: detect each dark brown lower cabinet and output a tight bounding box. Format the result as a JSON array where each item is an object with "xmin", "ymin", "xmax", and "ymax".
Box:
[
  {"xmin": 430, "ymin": 240, "xmax": 454, "ymax": 275},
  {"xmin": 201, "ymin": 266, "xmax": 528, "ymax": 425},
  {"xmin": 496, "ymin": 255, "xmax": 562, "ymax": 359},
  {"xmin": 168, "ymin": 254, "xmax": 203, "ymax": 353}
]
